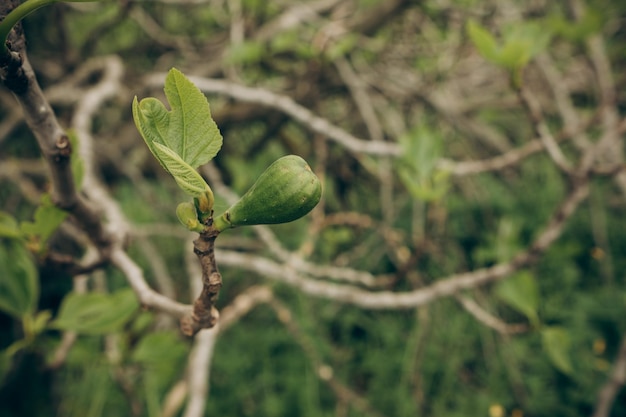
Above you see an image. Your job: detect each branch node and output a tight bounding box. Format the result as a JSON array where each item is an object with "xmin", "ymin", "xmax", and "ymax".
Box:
[{"xmin": 0, "ymin": 49, "xmax": 28, "ymax": 94}]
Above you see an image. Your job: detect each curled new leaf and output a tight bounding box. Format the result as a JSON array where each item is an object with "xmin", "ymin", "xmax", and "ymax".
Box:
[{"xmin": 132, "ymin": 97, "xmax": 171, "ymax": 171}]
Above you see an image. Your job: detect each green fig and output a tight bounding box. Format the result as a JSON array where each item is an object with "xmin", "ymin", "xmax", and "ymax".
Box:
[{"xmin": 214, "ymin": 155, "xmax": 321, "ymax": 231}]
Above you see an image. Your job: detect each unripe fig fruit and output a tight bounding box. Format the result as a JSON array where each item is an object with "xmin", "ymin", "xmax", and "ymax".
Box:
[{"xmin": 214, "ymin": 155, "xmax": 321, "ymax": 231}]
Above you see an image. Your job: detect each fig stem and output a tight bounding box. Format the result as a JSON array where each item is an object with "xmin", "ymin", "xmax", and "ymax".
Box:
[
  {"xmin": 212, "ymin": 211, "xmax": 232, "ymax": 232},
  {"xmin": 180, "ymin": 225, "xmax": 222, "ymax": 336}
]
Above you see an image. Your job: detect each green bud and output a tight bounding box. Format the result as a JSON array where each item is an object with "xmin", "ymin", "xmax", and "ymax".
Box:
[
  {"xmin": 176, "ymin": 201, "xmax": 205, "ymax": 232},
  {"xmin": 194, "ymin": 187, "xmax": 215, "ymax": 222}
]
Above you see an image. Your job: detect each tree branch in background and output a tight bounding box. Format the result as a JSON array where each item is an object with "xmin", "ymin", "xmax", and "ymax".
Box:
[
  {"xmin": 269, "ymin": 299, "xmax": 386, "ymax": 417},
  {"xmin": 455, "ymin": 295, "xmax": 529, "ymax": 335},
  {"xmin": 146, "ymin": 74, "xmax": 402, "ymax": 157},
  {"xmin": 217, "ymin": 177, "xmax": 589, "ymax": 310},
  {"xmin": 0, "ymin": 10, "xmax": 111, "ymax": 250},
  {"xmin": 516, "ymin": 84, "xmax": 574, "ymax": 174},
  {"xmin": 592, "ymin": 335, "xmax": 626, "ymax": 417}
]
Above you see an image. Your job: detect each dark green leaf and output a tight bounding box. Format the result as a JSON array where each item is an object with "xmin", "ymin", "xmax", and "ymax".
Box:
[
  {"xmin": 20, "ymin": 194, "xmax": 68, "ymax": 246},
  {"xmin": 227, "ymin": 40, "xmax": 266, "ymax": 65},
  {"xmin": 132, "ymin": 331, "xmax": 189, "ymax": 392},
  {"xmin": 51, "ymin": 288, "xmax": 139, "ymax": 335},
  {"xmin": 0, "ymin": 349, "xmax": 12, "ymax": 387},
  {"xmin": 0, "ymin": 240, "xmax": 39, "ymax": 318},
  {"xmin": 541, "ymin": 326, "xmax": 574, "ymax": 375},
  {"xmin": 0, "ymin": 212, "xmax": 21, "ymax": 240},
  {"xmin": 467, "ymin": 20, "xmax": 499, "ymax": 62},
  {"xmin": 495, "ymin": 271, "xmax": 540, "ymax": 326},
  {"xmin": 132, "ymin": 331, "xmax": 188, "ymax": 366}
]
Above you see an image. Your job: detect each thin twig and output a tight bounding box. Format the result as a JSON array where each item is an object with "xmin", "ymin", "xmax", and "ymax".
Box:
[
  {"xmin": 455, "ymin": 295, "xmax": 529, "ymax": 335},
  {"xmin": 182, "ymin": 327, "xmax": 219, "ymax": 417},
  {"xmin": 110, "ymin": 247, "xmax": 190, "ymax": 318},
  {"xmin": 534, "ymin": 53, "xmax": 592, "ymax": 151},
  {"xmin": 516, "ymin": 85, "xmax": 574, "ymax": 174},
  {"xmin": 269, "ymin": 299, "xmax": 386, "ymax": 417},
  {"xmin": 47, "ymin": 271, "xmax": 90, "ymax": 369},
  {"xmin": 334, "ymin": 57, "xmax": 395, "ymax": 223},
  {"xmin": 592, "ymin": 335, "xmax": 626, "ymax": 417}
]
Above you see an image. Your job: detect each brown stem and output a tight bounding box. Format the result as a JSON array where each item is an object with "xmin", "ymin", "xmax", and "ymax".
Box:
[{"xmin": 180, "ymin": 225, "xmax": 223, "ymax": 336}]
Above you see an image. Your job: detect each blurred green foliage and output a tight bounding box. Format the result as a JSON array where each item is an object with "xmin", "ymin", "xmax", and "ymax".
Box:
[{"xmin": 1, "ymin": 0, "xmax": 626, "ymax": 416}]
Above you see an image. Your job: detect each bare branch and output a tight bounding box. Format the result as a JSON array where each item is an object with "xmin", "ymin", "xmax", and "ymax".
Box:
[
  {"xmin": 146, "ymin": 74, "xmax": 402, "ymax": 157},
  {"xmin": 217, "ymin": 178, "xmax": 589, "ymax": 309},
  {"xmin": 516, "ymin": 85, "xmax": 574, "ymax": 174},
  {"xmin": 182, "ymin": 327, "xmax": 219, "ymax": 417},
  {"xmin": 455, "ymin": 295, "xmax": 529, "ymax": 335},
  {"xmin": 110, "ymin": 247, "xmax": 190, "ymax": 318},
  {"xmin": 334, "ymin": 57, "xmax": 395, "ymax": 223},
  {"xmin": 534, "ymin": 53, "xmax": 592, "ymax": 151},
  {"xmin": 219, "ymin": 286, "xmax": 274, "ymax": 330},
  {"xmin": 438, "ymin": 140, "xmax": 545, "ymax": 176}
]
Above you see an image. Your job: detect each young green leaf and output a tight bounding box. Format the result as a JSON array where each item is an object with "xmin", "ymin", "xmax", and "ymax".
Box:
[
  {"xmin": 495, "ymin": 271, "xmax": 540, "ymax": 326},
  {"xmin": 132, "ymin": 331, "xmax": 189, "ymax": 393},
  {"xmin": 0, "ymin": 240, "xmax": 39, "ymax": 319},
  {"xmin": 132, "ymin": 68, "xmax": 223, "ymax": 168},
  {"xmin": 547, "ymin": 10, "xmax": 602, "ymax": 41},
  {"xmin": 164, "ymin": 68, "xmax": 223, "ymax": 166},
  {"xmin": 466, "ymin": 20, "xmax": 499, "ymax": 63},
  {"xmin": 226, "ymin": 40, "xmax": 266, "ymax": 65},
  {"xmin": 50, "ymin": 288, "xmax": 139, "ymax": 335},
  {"xmin": 396, "ymin": 126, "xmax": 449, "ymax": 202},
  {"xmin": 541, "ymin": 326, "xmax": 574, "ymax": 375},
  {"xmin": 151, "ymin": 142, "xmax": 211, "ymax": 198},
  {"xmin": 132, "ymin": 96, "xmax": 173, "ymax": 172},
  {"xmin": 0, "ymin": 212, "xmax": 21, "ymax": 240},
  {"xmin": 20, "ymin": 194, "xmax": 68, "ymax": 248}
]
